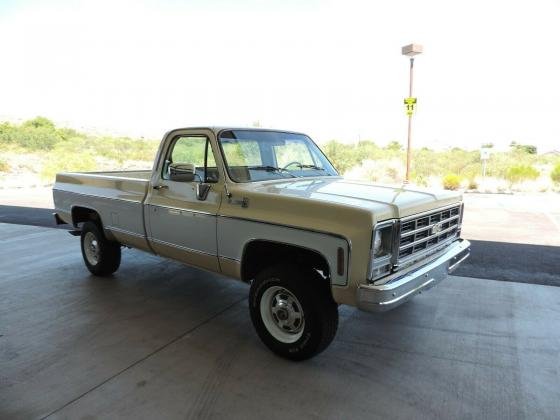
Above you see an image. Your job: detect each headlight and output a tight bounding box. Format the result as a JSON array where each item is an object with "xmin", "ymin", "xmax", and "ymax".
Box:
[
  {"xmin": 369, "ymin": 220, "xmax": 396, "ymax": 280},
  {"xmin": 372, "ymin": 224, "xmax": 392, "ymax": 257},
  {"xmin": 373, "ymin": 231, "xmax": 382, "ymax": 255}
]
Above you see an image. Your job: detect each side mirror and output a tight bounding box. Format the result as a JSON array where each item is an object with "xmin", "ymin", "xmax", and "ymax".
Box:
[{"xmin": 169, "ymin": 163, "xmax": 196, "ymax": 182}]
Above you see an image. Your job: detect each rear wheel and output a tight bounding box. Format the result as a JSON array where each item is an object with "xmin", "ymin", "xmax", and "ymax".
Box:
[
  {"xmin": 249, "ymin": 264, "xmax": 338, "ymax": 360},
  {"xmin": 80, "ymin": 221, "xmax": 121, "ymax": 276}
]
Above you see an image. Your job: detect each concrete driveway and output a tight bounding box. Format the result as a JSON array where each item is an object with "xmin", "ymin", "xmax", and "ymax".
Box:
[{"xmin": 1, "ymin": 223, "xmax": 559, "ymax": 419}]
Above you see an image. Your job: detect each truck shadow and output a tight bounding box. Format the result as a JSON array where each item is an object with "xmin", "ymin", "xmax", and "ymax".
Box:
[
  {"xmin": 0, "ymin": 204, "xmax": 69, "ymax": 229},
  {"xmin": 453, "ymin": 239, "xmax": 560, "ymax": 286}
]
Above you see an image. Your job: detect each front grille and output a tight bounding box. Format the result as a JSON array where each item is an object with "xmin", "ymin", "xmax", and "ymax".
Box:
[{"xmin": 398, "ymin": 205, "xmax": 461, "ymax": 261}]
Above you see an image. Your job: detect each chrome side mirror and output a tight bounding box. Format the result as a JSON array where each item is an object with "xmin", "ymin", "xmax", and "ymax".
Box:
[
  {"xmin": 169, "ymin": 163, "xmax": 195, "ymax": 182},
  {"xmin": 168, "ymin": 162, "xmax": 211, "ymax": 201}
]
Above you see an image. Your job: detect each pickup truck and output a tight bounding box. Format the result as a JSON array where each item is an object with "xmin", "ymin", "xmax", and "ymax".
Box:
[{"xmin": 53, "ymin": 127, "xmax": 470, "ymax": 360}]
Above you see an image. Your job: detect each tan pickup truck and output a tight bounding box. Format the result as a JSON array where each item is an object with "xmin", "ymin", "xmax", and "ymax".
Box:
[{"xmin": 53, "ymin": 127, "xmax": 470, "ymax": 360}]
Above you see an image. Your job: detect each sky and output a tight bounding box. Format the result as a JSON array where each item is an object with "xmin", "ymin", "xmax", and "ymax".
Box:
[{"xmin": 0, "ymin": 0, "xmax": 559, "ymax": 151}]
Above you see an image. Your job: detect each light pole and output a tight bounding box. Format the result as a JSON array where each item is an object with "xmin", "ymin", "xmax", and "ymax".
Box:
[{"xmin": 401, "ymin": 43, "xmax": 423, "ymax": 184}]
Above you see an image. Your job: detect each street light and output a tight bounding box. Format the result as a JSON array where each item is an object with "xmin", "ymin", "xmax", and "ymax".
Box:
[{"xmin": 401, "ymin": 43, "xmax": 423, "ymax": 184}]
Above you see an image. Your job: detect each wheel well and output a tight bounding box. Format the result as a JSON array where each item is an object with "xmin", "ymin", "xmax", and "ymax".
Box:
[
  {"xmin": 71, "ymin": 206, "xmax": 101, "ymax": 228},
  {"xmin": 241, "ymin": 240, "xmax": 331, "ymax": 284}
]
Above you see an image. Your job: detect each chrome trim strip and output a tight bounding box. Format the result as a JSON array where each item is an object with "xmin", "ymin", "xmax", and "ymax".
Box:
[
  {"xmin": 397, "ymin": 235, "xmax": 459, "ymax": 268},
  {"xmin": 53, "ymin": 189, "xmax": 144, "ymax": 204},
  {"xmin": 58, "ymin": 172, "xmax": 151, "ymax": 183},
  {"xmin": 400, "ymin": 203, "xmax": 461, "ymax": 222},
  {"xmin": 150, "ymin": 238, "xmax": 217, "ymax": 257},
  {"xmin": 401, "ymin": 214, "xmax": 460, "ymax": 237},
  {"xmin": 147, "ymin": 203, "xmax": 215, "ymax": 216},
  {"xmin": 376, "ymin": 278, "xmax": 436, "ymax": 307},
  {"xmin": 219, "ymin": 255, "xmax": 241, "ymax": 263},
  {"xmin": 399, "ymin": 225, "xmax": 459, "ymax": 251},
  {"xmin": 106, "ymin": 226, "xmax": 145, "ymax": 238},
  {"xmin": 448, "ymin": 251, "xmax": 470, "ymax": 272}
]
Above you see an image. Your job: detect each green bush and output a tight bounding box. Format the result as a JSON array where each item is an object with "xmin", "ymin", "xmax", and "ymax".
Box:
[
  {"xmin": 505, "ymin": 165, "xmax": 539, "ymax": 185},
  {"xmin": 442, "ymin": 174, "xmax": 461, "ymax": 190},
  {"xmin": 551, "ymin": 163, "xmax": 560, "ymax": 185}
]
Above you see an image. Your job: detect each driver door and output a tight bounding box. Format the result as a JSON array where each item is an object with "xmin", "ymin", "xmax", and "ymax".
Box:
[{"xmin": 145, "ymin": 133, "xmax": 222, "ymax": 271}]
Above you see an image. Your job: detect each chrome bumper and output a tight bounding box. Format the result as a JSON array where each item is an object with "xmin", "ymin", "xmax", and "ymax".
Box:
[{"xmin": 357, "ymin": 239, "xmax": 471, "ymax": 312}]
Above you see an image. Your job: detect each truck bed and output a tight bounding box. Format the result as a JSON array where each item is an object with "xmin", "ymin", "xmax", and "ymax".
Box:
[{"xmin": 53, "ymin": 170, "xmax": 152, "ymax": 249}]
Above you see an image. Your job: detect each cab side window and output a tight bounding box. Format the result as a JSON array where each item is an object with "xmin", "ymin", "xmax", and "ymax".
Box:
[{"xmin": 163, "ymin": 136, "xmax": 219, "ymax": 183}]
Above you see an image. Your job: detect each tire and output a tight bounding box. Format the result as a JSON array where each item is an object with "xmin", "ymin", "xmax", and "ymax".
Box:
[
  {"xmin": 249, "ymin": 263, "xmax": 338, "ymax": 361},
  {"xmin": 80, "ymin": 221, "xmax": 121, "ymax": 276}
]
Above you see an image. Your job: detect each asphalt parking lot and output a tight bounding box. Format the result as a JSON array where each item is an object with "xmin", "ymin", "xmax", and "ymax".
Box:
[{"xmin": 1, "ymin": 222, "xmax": 560, "ymax": 419}]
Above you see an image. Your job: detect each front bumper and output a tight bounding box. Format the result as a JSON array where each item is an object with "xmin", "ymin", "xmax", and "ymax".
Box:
[{"xmin": 357, "ymin": 239, "xmax": 471, "ymax": 312}]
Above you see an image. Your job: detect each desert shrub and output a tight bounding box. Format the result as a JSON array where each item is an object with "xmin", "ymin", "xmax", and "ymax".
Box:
[
  {"xmin": 0, "ymin": 158, "xmax": 9, "ymax": 172},
  {"xmin": 468, "ymin": 179, "xmax": 478, "ymax": 190},
  {"xmin": 0, "ymin": 118, "xmax": 62, "ymax": 150},
  {"xmin": 551, "ymin": 163, "xmax": 560, "ymax": 185},
  {"xmin": 505, "ymin": 165, "xmax": 539, "ymax": 185},
  {"xmin": 442, "ymin": 174, "xmax": 461, "ymax": 190},
  {"xmin": 41, "ymin": 151, "xmax": 97, "ymax": 182},
  {"xmin": 15, "ymin": 127, "xmax": 62, "ymax": 150}
]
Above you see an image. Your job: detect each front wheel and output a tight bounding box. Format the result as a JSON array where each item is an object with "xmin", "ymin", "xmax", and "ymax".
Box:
[
  {"xmin": 80, "ymin": 221, "xmax": 121, "ymax": 276},
  {"xmin": 249, "ymin": 264, "xmax": 338, "ymax": 361}
]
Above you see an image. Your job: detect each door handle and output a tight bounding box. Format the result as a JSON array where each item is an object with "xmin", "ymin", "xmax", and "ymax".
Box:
[{"xmin": 153, "ymin": 185, "xmax": 169, "ymax": 190}]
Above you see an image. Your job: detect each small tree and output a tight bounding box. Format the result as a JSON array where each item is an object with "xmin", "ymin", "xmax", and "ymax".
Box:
[
  {"xmin": 510, "ymin": 141, "xmax": 537, "ymax": 154},
  {"xmin": 22, "ymin": 116, "xmax": 55, "ymax": 130},
  {"xmin": 386, "ymin": 140, "xmax": 402, "ymax": 151},
  {"xmin": 551, "ymin": 163, "xmax": 560, "ymax": 185}
]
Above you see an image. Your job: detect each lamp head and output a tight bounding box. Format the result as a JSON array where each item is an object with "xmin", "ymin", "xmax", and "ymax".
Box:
[{"xmin": 402, "ymin": 44, "xmax": 423, "ymax": 57}]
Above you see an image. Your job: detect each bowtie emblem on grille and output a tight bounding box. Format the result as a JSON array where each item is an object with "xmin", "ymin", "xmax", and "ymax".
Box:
[{"xmin": 431, "ymin": 223, "xmax": 444, "ymax": 235}]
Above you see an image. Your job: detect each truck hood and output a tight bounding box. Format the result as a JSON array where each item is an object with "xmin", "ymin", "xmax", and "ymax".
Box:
[{"xmin": 234, "ymin": 177, "xmax": 462, "ymax": 221}]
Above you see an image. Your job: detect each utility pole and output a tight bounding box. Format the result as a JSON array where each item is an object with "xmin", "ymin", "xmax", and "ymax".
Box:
[{"xmin": 401, "ymin": 43, "xmax": 423, "ymax": 184}]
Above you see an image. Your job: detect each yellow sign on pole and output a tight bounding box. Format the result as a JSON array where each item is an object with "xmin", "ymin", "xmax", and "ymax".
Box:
[{"xmin": 404, "ymin": 97, "xmax": 417, "ymax": 116}]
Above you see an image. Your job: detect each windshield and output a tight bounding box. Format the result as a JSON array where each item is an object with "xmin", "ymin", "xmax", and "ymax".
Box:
[{"xmin": 218, "ymin": 130, "xmax": 338, "ymax": 182}]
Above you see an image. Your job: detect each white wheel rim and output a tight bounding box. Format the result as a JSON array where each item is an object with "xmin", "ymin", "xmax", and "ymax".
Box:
[
  {"xmin": 83, "ymin": 231, "xmax": 100, "ymax": 265},
  {"xmin": 260, "ymin": 284, "xmax": 305, "ymax": 344}
]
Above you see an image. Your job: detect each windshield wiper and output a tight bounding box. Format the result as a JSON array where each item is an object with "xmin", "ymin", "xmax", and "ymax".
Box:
[
  {"xmin": 247, "ymin": 165, "xmax": 298, "ymax": 178},
  {"xmin": 293, "ymin": 164, "xmax": 332, "ymax": 175}
]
